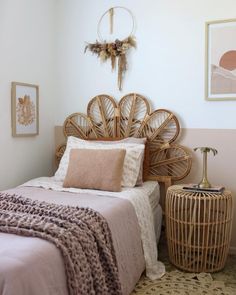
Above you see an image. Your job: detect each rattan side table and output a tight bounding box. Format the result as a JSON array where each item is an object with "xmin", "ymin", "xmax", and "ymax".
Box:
[{"xmin": 165, "ymin": 185, "xmax": 233, "ymax": 272}]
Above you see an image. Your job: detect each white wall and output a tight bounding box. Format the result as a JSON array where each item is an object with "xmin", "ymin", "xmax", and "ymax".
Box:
[
  {"xmin": 55, "ymin": 0, "xmax": 236, "ymax": 129},
  {"xmin": 54, "ymin": 0, "xmax": 236, "ymax": 248},
  {"xmin": 0, "ymin": 0, "xmax": 56, "ymax": 189}
]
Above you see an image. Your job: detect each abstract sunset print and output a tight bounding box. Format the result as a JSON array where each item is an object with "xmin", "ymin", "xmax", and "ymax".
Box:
[{"xmin": 209, "ymin": 21, "xmax": 236, "ymax": 96}]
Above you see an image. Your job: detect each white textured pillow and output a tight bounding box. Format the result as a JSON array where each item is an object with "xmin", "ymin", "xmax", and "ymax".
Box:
[
  {"xmin": 83, "ymin": 137, "xmax": 146, "ymax": 185},
  {"xmin": 55, "ymin": 136, "xmax": 145, "ymax": 187}
]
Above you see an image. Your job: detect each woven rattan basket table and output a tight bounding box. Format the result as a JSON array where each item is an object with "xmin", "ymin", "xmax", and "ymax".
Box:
[{"xmin": 165, "ymin": 185, "xmax": 233, "ymax": 272}]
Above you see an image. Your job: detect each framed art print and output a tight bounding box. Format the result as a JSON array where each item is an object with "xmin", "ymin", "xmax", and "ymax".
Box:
[
  {"xmin": 11, "ymin": 82, "xmax": 39, "ymax": 137},
  {"xmin": 205, "ymin": 19, "xmax": 236, "ymax": 101}
]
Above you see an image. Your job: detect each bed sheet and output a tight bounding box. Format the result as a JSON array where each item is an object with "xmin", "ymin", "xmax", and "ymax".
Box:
[
  {"xmin": 0, "ymin": 187, "xmax": 145, "ymax": 295},
  {"xmin": 148, "ymin": 182, "xmax": 160, "ymax": 211},
  {"xmin": 153, "ymin": 204, "xmax": 163, "ymax": 244},
  {"xmin": 0, "ymin": 179, "xmax": 165, "ymax": 295},
  {"xmin": 21, "ymin": 177, "xmax": 165, "ymax": 279}
]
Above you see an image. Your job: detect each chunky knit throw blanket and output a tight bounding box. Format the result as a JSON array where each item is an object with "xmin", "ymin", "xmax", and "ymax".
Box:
[{"xmin": 0, "ymin": 193, "xmax": 122, "ymax": 295}]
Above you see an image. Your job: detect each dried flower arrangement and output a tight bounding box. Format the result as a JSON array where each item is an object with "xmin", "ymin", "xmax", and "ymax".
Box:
[
  {"xmin": 85, "ymin": 7, "xmax": 136, "ymax": 91},
  {"xmin": 85, "ymin": 36, "xmax": 136, "ymax": 90}
]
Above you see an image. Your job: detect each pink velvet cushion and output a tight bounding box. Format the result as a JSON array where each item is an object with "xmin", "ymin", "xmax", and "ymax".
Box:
[{"xmin": 63, "ymin": 148, "xmax": 126, "ymax": 192}]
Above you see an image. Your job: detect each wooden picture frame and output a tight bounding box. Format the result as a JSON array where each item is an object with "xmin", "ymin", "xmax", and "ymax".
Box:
[
  {"xmin": 11, "ymin": 82, "xmax": 39, "ymax": 137},
  {"xmin": 205, "ymin": 19, "xmax": 236, "ymax": 101}
]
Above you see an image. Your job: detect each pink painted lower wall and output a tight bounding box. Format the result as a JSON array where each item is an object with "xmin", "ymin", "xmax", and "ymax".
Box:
[
  {"xmin": 55, "ymin": 126, "xmax": 236, "ymax": 250},
  {"xmin": 176, "ymin": 128, "xmax": 236, "ymax": 252}
]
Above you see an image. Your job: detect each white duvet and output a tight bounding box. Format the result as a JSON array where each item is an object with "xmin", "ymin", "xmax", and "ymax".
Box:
[{"xmin": 21, "ymin": 177, "xmax": 165, "ymax": 280}]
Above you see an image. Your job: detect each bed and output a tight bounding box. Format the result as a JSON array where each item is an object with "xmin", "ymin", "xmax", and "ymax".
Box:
[{"xmin": 0, "ymin": 93, "xmax": 192, "ymax": 295}]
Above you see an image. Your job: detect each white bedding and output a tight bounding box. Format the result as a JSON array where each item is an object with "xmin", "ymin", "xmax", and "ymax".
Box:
[
  {"xmin": 154, "ymin": 205, "xmax": 162, "ymax": 244},
  {"xmin": 148, "ymin": 182, "xmax": 161, "ymax": 210},
  {"xmin": 21, "ymin": 177, "xmax": 165, "ymax": 280}
]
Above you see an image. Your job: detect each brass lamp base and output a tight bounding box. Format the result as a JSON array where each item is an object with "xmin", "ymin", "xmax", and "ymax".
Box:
[
  {"xmin": 194, "ymin": 146, "xmax": 218, "ymax": 190},
  {"xmin": 198, "ymin": 178, "xmax": 211, "ymax": 189}
]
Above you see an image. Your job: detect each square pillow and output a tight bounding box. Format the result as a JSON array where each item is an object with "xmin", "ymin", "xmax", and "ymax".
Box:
[
  {"xmin": 120, "ymin": 138, "xmax": 146, "ymax": 185},
  {"xmin": 89, "ymin": 137, "xmax": 146, "ymax": 185},
  {"xmin": 55, "ymin": 136, "xmax": 145, "ymax": 188},
  {"xmin": 63, "ymin": 148, "xmax": 126, "ymax": 192}
]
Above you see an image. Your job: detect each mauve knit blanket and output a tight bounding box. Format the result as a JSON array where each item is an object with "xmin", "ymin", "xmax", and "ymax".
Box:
[{"xmin": 0, "ymin": 193, "xmax": 122, "ymax": 295}]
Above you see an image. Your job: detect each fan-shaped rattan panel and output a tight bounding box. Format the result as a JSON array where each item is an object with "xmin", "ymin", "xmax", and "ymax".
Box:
[
  {"xmin": 118, "ymin": 93, "xmax": 150, "ymax": 138},
  {"xmin": 149, "ymin": 144, "xmax": 192, "ymax": 181},
  {"xmin": 63, "ymin": 113, "xmax": 97, "ymax": 139},
  {"xmin": 140, "ymin": 109, "xmax": 180, "ymax": 152},
  {"xmin": 87, "ymin": 95, "xmax": 118, "ymax": 138},
  {"xmin": 55, "ymin": 143, "xmax": 66, "ymax": 166},
  {"xmin": 57, "ymin": 93, "xmax": 192, "ymax": 185}
]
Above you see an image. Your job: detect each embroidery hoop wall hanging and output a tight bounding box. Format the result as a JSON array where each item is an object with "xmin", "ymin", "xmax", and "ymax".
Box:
[{"xmin": 85, "ymin": 6, "xmax": 136, "ymax": 91}]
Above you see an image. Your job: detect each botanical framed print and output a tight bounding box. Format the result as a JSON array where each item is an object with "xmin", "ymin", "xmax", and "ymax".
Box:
[
  {"xmin": 11, "ymin": 82, "xmax": 39, "ymax": 137},
  {"xmin": 205, "ymin": 19, "xmax": 236, "ymax": 101}
]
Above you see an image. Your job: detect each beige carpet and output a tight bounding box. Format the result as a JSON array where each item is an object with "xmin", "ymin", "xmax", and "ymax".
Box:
[
  {"xmin": 131, "ymin": 235, "xmax": 236, "ymax": 295},
  {"xmin": 132, "ymin": 271, "xmax": 235, "ymax": 294}
]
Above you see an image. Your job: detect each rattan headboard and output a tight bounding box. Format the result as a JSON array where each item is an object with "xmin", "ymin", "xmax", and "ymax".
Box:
[{"xmin": 55, "ymin": 93, "xmax": 192, "ymax": 191}]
